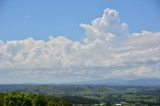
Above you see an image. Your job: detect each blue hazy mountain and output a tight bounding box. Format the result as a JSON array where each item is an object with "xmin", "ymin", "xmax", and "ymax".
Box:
[
  {"xmin": 127, "ymin": 78, "xmax": 160, "ymax": 86},
  {"xmin": 69, "ymin": 78, "xmax": 160, "ymax": 86},
  {"xmin": 69, "ymin": 79, "xmax": 127, "ymax": 85}
]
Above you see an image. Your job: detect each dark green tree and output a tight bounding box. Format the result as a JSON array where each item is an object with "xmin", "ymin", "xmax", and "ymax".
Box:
[
  {"xmin": 4, "ymin": 92, "xmax": 32, "ymax": 106},
  {"xmin": 0, "ymin": 92, "xmax": 5, "ymax": 106},
  {"xmin": 33, "ymin": 95, "xmax": 47, "ymax": 106},
  {"xmin": 61, "ymin": 99, "xmax": 72, "ymax": 106},
  {"xmin": 47, "ymin": 100, "xmax": 62, "ymax": 106}
]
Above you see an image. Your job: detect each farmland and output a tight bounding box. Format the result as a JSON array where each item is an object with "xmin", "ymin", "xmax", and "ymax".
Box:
[{"xmin": 0, "ymin": 85, "xmax": 160, "ymax": 106}]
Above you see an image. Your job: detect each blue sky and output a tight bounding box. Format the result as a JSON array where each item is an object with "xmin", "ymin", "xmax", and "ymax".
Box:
[
  {"xmin": 0, "ymin": 0, "xmax": 160, "ymax": 84},
  {"xmin": 0, "ymin": 0, "xmax": 160, "ymax": 41}
]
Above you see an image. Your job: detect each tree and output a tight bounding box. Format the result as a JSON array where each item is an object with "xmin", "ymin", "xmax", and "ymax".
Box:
[
  {"xmin": 33, "ymin": 95, "xmax": 47, "ymax": 106},
  {"xmin": 47, "ymin": 100, "xmax": 63, "ymax": 106},
  {"xmin": 61, "ymin": 99, "xmax": 72, "ymax": 106},
  {"xmin": 2, "ymin": 92, "xmax": 73, "ymax": 106},
  {"xmin": 4, "ymin": 92, "xmax": 32, "ymax": 106},
  {"xmin": 0, "ymin": 92, "xmax": 5, "ymax": 106}
]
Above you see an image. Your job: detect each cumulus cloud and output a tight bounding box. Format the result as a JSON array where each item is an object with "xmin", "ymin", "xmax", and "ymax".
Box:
[
  {"xmin": 0, "ymin": 8, "xmax": 160, "ymax": 83},
  {"xmin": 80, "ymin": 8, "xmax": 128, "ymax": 43}
]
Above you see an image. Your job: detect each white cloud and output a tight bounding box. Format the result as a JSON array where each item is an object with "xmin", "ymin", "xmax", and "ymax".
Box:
[
  {"xmin": 80, "ymin": 8, "xmax": 128, "ymax": 43},
  {"xmin": 0, "ymin": 8, "xmax": 160, "ymax": 83}
]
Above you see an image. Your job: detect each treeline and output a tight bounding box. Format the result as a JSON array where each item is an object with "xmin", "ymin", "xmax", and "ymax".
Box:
[
  {"xmin": 62, "ymin": 96, "xmax": 100, "ymax": 104},
  {"xmin": 0, "ymin": 92, "xmax": 72, "ymax": 106},
  {"xmin": 0, "ymin": 92, "xmax": 100, "ymax": 106}
]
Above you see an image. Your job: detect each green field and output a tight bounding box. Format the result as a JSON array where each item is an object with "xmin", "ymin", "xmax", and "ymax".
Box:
[{"xmin": 0, "ymin": 85, "xmax": 160, "ymax": 106}]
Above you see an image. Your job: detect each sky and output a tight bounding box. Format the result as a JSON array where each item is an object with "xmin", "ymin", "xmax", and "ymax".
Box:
[
  {"xmin": 0, "ymin": 0, "xmax": 160, "ymax": 84},
  {"xmin": 0, "ymin": 0, "xmax": 160, "ymax": 41}
]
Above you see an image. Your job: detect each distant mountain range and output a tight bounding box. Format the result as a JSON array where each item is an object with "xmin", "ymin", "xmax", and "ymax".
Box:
[
  {"xmin": 68, "ymin": 78, "xmax": 160, "ymax": 86},
  {"xmin": 127, "ymin": 78, "xmax": 160, "ymax": 86},
  {"xmin": 1, "ymin": 78, "xmax": 160, "ymax": 87}
]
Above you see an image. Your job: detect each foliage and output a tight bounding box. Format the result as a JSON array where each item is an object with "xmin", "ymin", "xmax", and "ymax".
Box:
[
  {"xmin": 0, "ymin": 92, "xmax": 5, "ymax": 106},
  {"xmin": 61, "ymin": 96, "xmax": 99, "ymax": 104},
  {"xmin": 1, "ymin": 92, "xmax": 73, "ymax": 106},
  {"xmin": 4, "ymin": 92, "xmax": 32, "ymax": 106},
  {"xmin": 33, "ymin": 95, "xmax": 47, "ymax": 106},
  {"xmin": 0, "ymin": 85, "xmax": 160, "ymax": 106}
]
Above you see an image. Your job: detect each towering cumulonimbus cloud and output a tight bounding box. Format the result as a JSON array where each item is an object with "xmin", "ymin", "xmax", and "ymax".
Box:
[{"xmin": 0, "ymin": 8, "xmax": 160, "ymax": 83}]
